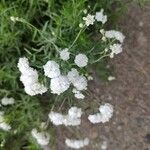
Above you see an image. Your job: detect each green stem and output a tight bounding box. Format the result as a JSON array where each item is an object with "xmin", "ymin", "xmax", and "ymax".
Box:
[
  {"xmin": 92, "ymin": 54, "xmax": 110, "ymax": 64},
  {"xmin": 69, "ymin": 26, "xmax": 86, "ymax": 49}
]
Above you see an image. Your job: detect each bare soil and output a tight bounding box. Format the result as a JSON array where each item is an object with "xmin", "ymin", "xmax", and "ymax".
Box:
[{"xmin": 55, "ymin": 3, "xmax": 150, "ymax": 150}]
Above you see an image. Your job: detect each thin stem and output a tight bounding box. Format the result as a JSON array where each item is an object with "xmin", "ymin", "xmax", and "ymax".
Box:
[
  {"xmin": 92, "ymin": 54, "xmax": 110, "ymax": 64},
  {"xmin": 69, "ymin": 26, "xmax": 86, "ymax": 49}
]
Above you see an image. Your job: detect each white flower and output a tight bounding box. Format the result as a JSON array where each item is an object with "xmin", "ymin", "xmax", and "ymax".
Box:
[
  {"xmin": 109, "ymin": 44, "xmax": 122, "ymax": 58},
  {"xmin": 88, "ymin": 113, "xmax": 105, "ymax": 124},
  {"xmin": 79, "ymin": 23, "xmax": 84, "ymax": 28},
  {"xmin": 63, "ymin": 107, "xmax": 82, "ymax": 126},
  {"xmin": 0, "ymin": 122, "xmax": 11, "ymax": 131},
  {"xmin": 63, "ymin": 116, "xmax": 81, "ymax": 126},
  {"xmin": 102, "ymin": 36, "xmax": 107, "ymax": 41},
  {"xmin": 65, "ymin": 138, "xmax": 89, "ymax": 149},
  {"xmin": 60, "ymin": 48, "xmax": 70, "ymax": 61},
  {"xmin": 101, "ymin": 141, "xmax": 108, "ymax": 150},
  {"xmin": 49, "ymin": 107, "xmax": 82, "ymax": 126},
  {"xmin": 75, "ymin": 92, "xmax": 85, "ymax": 99},
  {"xmin": 73, "ymin": 88, "xmax": 85, "ymax": 99},
  {"xmin": 24, "ymin": 83, "xmax": 47, "ymax": 96},
  {"xmin": 17, "ymin": 57, "xmax": 30, "ymax": 74},
  {"xmin": 88, "ymin": 103, "xmax": 113, "ymax": 124},
  {"xmin": 95, "ymin": 9, "xmax": 107, "ymax": 24},
  {"xmin": 74, "ymin": 54, "xmax": 88, "ymax": 68},
  {"xmin": 83, "ymin": 14, "xmax": 95, "ymax": 26},
  {"xmin": 67, "ymin": 69, "xmax": 79, "ymax": 84},
  {"xmin": 1, "ymin": 97, "xmax": 15, "ymax": 106},
  {"xmin": 67, "ymin": 69, "xmax": 88, "ymax": 91},
  {"xmin": 83, "ymin": 9, "xmax": 87, "ymax": 14},
  {"xmin": 10, "ymin": 16, "xmax": 19, "ymax": 22},
  {"xmin": 73, "ymin": 76, "xmax": 87, "ymax": 91},
  {"xmin": 18, "ymin": 57, "xmax": 47, "ymax": 96},
  {"xmin": 48, "ymin": 112, "xmax": 64, "ymax": 125},
  {"xmin": 20, "ymin": 68, "xmax": 39, "ymax": 86},
  {"xmin": 50, "ymin": 75, "xmax": 70, "ymax": 95},
  {"xmin": 108, "ymin": 76, "xmax": 116, "ymax": 81},
  {"xmin": 100, "ymin": 29, "xmax": 105, "ymax": 34},
  {"xmin": 87, "ymin": 75, "xmax": 93, "ymax": 81},
  {"xmin": 68, "ymin": 107, "xmax": 82, "ymax": 118},
  {"xmin": 72, "ymin": 88, "xmax": 79, "ymax": 94},
  {"xmin": 105, "ymin": 30, "xmax": 125, "ymax": 43},
  {"xmin": 104, "ymin": 48, "xmax": 108, "ymax": 52},
  {"xmin": 31, "ymin": 128, "xmax": 50, "ymax": 146},
  {"xmin": 43, "ymin": 61, "xmax": 60, "ymax": 78},
  {"xmin": 0, "ymin": 112, "xmax": 11, "ymax": 131}
]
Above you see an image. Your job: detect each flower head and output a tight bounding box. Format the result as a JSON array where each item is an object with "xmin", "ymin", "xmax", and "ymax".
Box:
[
  {"xmin": 17, "ymin": 57, "xmax": 30, "ymax": 74},
  {"xmin": 0, "ymin": 112, "xmax": 11, "ymax": 131},
  {"xmin": 31, "ymin": 128, "xmax": 50, "ymax": 146},
  {"xmin": 105, "ymin": 30, "xmax": 125, "ymax": 43},
  {"xmin": 10, "ymin": 16, "xmax": 19, "ymax": 22},
  {"xmin": 67, "ymin": 68, "xmax": 79, "ymax": 83},
  {"xmin": 109, "ymin": 44, "xmax": 122, "ymax": 58},
  {"xmin": 24, "ymin": 83, "xmax": 47, "ymax": 96},
  {"xmin": 1, "ymin": 97, "xmax": 15, "ymax": 106},
  {"xmin": 18, "ymin": 57, "xmax": 47, "ymax": 96},
  {"xmin": 108, "ymin": 76, "xmax": 116, "ymax": 81},
  {"xmin": 48, "ymin": 112, "xmax": 64, "ymax": 125},
  {"xmin": 49, "ymin": 107, "xmax": 82, "ymax": 126},
  {"xmin": 68, "ymin": 107, "xmax": 82, "ymax": 118},
  {"xmin": 43, "ymin": 61, "xmax": 60, "ymax": 78},
  {"xmin": 95, "ymin": 9, "xmax": 107, "ymax": 24},
  {"xmin": 50, "ymin": 75, "xmax": 70, "ymax": 95},
  {"xmin": 74, "ymin": 92, "xmax": 85, "ymax": 99},
  {"xmin": 88, "ymin": 103, "xmax": 113, "ymax": 124},
  {"xmin": 74, "ymin": 54, "xmax": 88, "ymax": 68},
  {"xmin": 65, "ymin": 138, "xmax": 89, "ymax": 149},
  {"xmin": 60, "ymin": 48, "xmax": 70, "ymax": 61},
  {"xmin": 20, "ymin": 68, "xmax": 39, "ymax": 86},
  {"xmin": 83, "ymin": 14, "xmax": 95, "ymax": 26},
  {"xmin": 73, "ymin": 76, "xmax": 87, "ymax": 91}
]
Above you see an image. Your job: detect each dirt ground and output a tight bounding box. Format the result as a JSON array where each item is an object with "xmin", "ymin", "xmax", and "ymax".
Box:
[{"xmin": 55, "ymin": 3, "xmax": 150, "ymax": 150}]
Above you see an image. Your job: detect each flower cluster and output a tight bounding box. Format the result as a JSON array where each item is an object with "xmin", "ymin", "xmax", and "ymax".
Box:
[
  {"xmin": 59, "ymin": 48, "xmax": 70, "ymax": 61},
  {"xmin": 95, "ymin": 9, "xmax": 107, "ymax": 24},
  {"xmin": 48, "ymin": 107, "xmax": 82, "ymax": 126},
  {"xmin": 88, "ymin": 103, "xmax": 113, "ymax": 124},
  {"xmin": 100, "ymin": 29, "xmax": 125, "ymax": 58},
  {"xmin": 1, "ymin": 97, "xmax": 15, "ymax": 106},
  {"xmin": 18, "ymin": 53, "xmax": 88, "ymax": 98},
  {"xmin": 43, "ymin": 61, "xmax": 60, "ymax": 78},
  {"xmin": 68, "ymin": 68, "xmax": 87, "ymax": 99},
  {"xmin": 82, "ymin": 9, "xmax": 125, "ymax": 59},
  {"xmin": 0, "ymin": 97, "xmax": 15, "ymax": 131},
  {"xmin": 105, "ymin": 30, "xmax": 125, "ymax": 43},
  {"xmin": 108, "ymin": 76, "xmax": 116, "ymax": 81},
  {"xmin": 31, "ymin": 128, "xmax": 50, "ymax": 146},
  {"xmin": 10, "ymin": 16, "xmax": 20, "ymax": 22},
  {"xmin": 43, "ymin": 60, "xmax": 70, "ymax": 95},
  {"xmin": 65, "ymin": 138, "xmax": 89, "ymax": 149},
  {"xmin": 42, "ymin": 51, "xmax": 88, "ymax": 98},
  {"xmin": 18, "ymin": 57, "xmax": 47, "ymax": 96},
  {"xmin": 74, "ymin": 54, "xmax": 88, "ymax": 68},
  {"xmin": 0, "ymin": 111, "xmax": 11, "ymax": 131},
  {"xmin": 17, "ymin": 9, "xmax": 125, "ymax": 100},
  {"xmin": 83, "ymin": 9, "xmax": 107, "ymax": 26}
]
